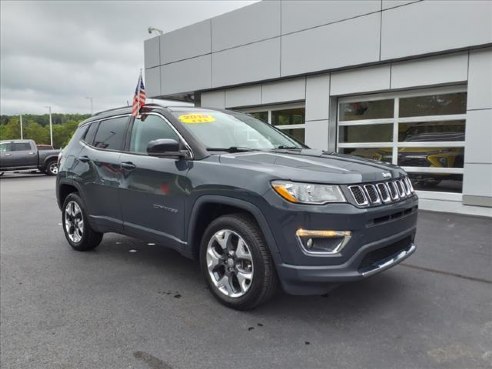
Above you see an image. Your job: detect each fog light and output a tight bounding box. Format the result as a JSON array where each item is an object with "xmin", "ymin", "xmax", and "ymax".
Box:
[{"xmin": 296, "ymin": 229, "xmax": 351, "ymax": 255}]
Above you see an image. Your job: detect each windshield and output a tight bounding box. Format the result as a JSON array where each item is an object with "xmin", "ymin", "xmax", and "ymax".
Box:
[{"xmin": 171, "ymin": 110, "xmax": 305, "ymax": 151}]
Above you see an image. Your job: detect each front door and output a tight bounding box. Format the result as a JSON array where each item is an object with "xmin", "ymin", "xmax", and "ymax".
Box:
[
  {"xmin": 119, "ymin": 113, "xmax": 191, "ymax": 247},
  {"xmin": 0, "ymin": 142, "xmax": 14, "ymax": 169}
]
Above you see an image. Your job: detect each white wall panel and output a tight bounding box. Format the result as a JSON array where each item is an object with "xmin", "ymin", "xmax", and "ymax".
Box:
[
  {"xmin": 281, "ymin": 13, "xmax": 380, "ymax": 76},
  {"xmin": 463, "ymin": 163, "xmax": 492, "ymax": 197},
  {"xmin": 261, "ymin": 78, "xmax": 305, "ymax": 105},
  {"xmin": 145, "ymin": 67, "xmax": 160, "ymax": 97},
  {"xmin": 201, "ymin": 91, "xmax": 225, "ymax": 109},
  {"xmin": 305, "ymin": 74, "xmax": 330, "ymax": 121},
  {"xmin": 144, "ymin": 37, "xmax": 160, "ymax": 68},
  {"xmin": 391, "ymin": 53, "xmax": 468, "ymax": 89},
  {"xmin": 467, "ymin": 48, "xmax": 492, "ymax": 110},
  {"xmin": 381, "ymin": 0, "xmax": 419, "ymax": 10},
  {"xmin": 282, "ymin": 1, "xmax": 380, "ymax": 34},
  {"xmin": 160, "ymin": 20, "xmax": 211, "ymax": 64},
  {"xmin": 331, "ymin": 65, "xmax": 390, "ymax": 95},
  {"xmin": 464, "ymin": 109, "xmax": 492, "ymax": 165},
  {"xmin": 212, "ymin": 38, "xmax": 281, "ymax": 87},
  {"xmin": 305, "ymin": 120, "xmax": 329, "ymax": 150},
  {"xmin": 225, "ymin": 86, "xmax": 262, "ymax": 108},
  {"xmin": 381, "ymin": 1, "xmax": 492, "ymax": 60},
  {"xmin": 212, "ymin": 1, "xmax": 280, "ymax": 52},
  {"xmin": 161, "ymin": 55, "xmax": 211, "ymax": 95}
]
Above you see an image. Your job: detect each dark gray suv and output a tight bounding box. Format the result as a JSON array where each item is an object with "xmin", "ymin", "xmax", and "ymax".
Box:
[{"xmin": 56, "ymin": 104, "xmax": 418, "ymax": 310}]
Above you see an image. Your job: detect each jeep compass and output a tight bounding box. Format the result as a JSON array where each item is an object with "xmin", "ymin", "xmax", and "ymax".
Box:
[{"xmin": 56, "ymin": 104, "xmax": 418, "ymax": 310}]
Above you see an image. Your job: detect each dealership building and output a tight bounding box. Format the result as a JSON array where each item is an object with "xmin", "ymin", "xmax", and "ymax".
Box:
[{"xmin": 144, "ymin": 0, "xmax": 492, "ymax": 215}]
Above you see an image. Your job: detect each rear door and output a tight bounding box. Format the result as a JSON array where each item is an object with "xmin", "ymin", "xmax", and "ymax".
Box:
[
  {"xmin": 119, "ymin": 113, "xmax": 191, "ymax": 246},
  {"xmin": 77, "ymin": 115, "xmax": 130, "ymax": 232}
]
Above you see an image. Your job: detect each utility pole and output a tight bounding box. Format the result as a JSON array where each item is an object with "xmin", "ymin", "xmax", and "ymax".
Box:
[
  {"xmin": 86, "ymin": 96, "xmax": 94, "ymax": 115},
  {"xmin": 45, "ymin": 106, "xmax": 53, "ymax": 147},
  {"xmin": 19, "ymin": 114, "xmax": 23, "ymax": 139}
]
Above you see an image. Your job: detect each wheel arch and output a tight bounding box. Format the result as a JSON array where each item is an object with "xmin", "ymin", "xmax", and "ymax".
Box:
[
  {"xmin": 187, "ymin": 196, "xmax": 281, "ymax": 264},
  {"xmin": 57, "ymin": 179, "xmax": 82, "ymax": 210}
]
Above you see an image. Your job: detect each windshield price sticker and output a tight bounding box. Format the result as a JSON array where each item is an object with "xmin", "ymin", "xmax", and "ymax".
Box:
[{"xmin": 178, "ymin": 113, "xmax": 216, "ymax": 124}]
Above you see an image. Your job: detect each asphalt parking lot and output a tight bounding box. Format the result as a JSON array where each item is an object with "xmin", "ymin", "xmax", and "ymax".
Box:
[{"xmin": 1, "ymin": 173, "xmax": 491, "ymax": 369}]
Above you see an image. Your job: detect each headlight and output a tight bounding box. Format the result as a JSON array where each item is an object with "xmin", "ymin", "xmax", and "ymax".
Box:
[{"xmin": 271, "ymin": 180, "xmax": 346, "ymax": 204}]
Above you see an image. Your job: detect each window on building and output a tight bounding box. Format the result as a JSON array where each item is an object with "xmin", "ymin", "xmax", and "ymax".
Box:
[
  {"xmin": 242, "ymin": 105, "xmax": 306, "ymax": 144},
  {"xmin": 337, "ymin": 88, "xmax": 467, "ymax": 193},
  {"xmin": 129, "ymin": 115, "xmax": 179, "ymax": 154},
  {"xmin": 93, "ymin": 116, "xmax": 129, "ymax": 151}
]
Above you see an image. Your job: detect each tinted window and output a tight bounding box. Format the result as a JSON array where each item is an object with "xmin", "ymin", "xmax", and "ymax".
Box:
[
  {"xmin": 13, "ymin": 142, "xmax": 32, "ymax": 151},
  {"xmin": 93, "ymin": 117, "xmax": 129, "ymax": 150},
  {"xmin": 0, "ymin": 143, "xmax": 12, "ymax": 152},
  {"xmin": 83, "ymin": 122, "xmax": 99, "ymax": 145},
  {"xmin": 129, "ymin": 115, "xmax": 179, "ymax": 154}
]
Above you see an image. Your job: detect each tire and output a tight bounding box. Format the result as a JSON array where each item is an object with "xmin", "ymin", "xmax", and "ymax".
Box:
[
  {"xmin": 200, "ymin": 213, "xmax": 278, "ymax": 310},
  {"xmin": 62, "ymin": 192, "xmax": 103, "ymax": 251},
  {"xmin": 45, "ymin": 159, "xmax": 58, "ymax": 176}
]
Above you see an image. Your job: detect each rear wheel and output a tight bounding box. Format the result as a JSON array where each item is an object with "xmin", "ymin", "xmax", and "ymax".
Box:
[
  {"xmin": 200, "ymin": 214, "xmax": 278, "ymax": 310},
  {"xmin": 62, "ymin": 193, "xmax": 103, "ymax": 251},
  {"xmin": 45, "ymin": 159, "xmax": 58, "ymax": 176}
]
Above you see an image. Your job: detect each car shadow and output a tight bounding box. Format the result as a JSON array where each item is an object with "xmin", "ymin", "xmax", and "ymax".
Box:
[
  {"xmin": 0, "ymin": 172, "xmax": 47, "ymax": 179},
  {"xmin": 81, "ymin": 233, "xmax": 408, "ymax": 320}
]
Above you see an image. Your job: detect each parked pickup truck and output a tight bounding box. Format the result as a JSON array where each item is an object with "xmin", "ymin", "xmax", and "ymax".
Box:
[{"xmin": 0, "ymin": 139, "xmax": 60, "ymax": 176}]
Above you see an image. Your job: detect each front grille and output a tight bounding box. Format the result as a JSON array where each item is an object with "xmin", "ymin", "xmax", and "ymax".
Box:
[
  {"xmin": 348, "ymin": 185, "xmax": 368, "ymax": 206},
  {"xmin": 376, "ymin": 183, "xmax": 391, "ymax": 203},
  {"xmin": 348, "ymin": 176, "xmax": 415, "ymax": 207},
  {"xmin": 364, "ymin": 185, "xmax": 381, "ymax": 204}
]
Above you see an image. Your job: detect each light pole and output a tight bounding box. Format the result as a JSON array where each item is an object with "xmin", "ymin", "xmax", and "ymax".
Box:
[
  {"xmin": 19, "ymin": 114, "xmax": 23, "ymax": 139},
  {"xmin": 85, "ymin": 96, "xmax": 94, "ymax": 115},
  {"xmin": 45, "ymin": 106, "xmax": 53, "ymax": 147}
]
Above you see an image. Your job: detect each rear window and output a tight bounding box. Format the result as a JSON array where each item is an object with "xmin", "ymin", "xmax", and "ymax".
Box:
[
  {"xmin": 83, "ymin": 122, "xmax": 99, "ymax": 145},
  {"xmin": 93, "ymin": 117, "xmax": 129, "ymax": 150},
  {"xmin": 12, "ymin": 142, "xmax": 31, "ymax": 151}
]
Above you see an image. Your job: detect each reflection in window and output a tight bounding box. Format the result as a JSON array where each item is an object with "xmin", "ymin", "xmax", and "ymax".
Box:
[
  {"xmin": 281, "ymin": 128, "xmax": 305, "ymax": 144},
  {"xmin": 130, "ymin": 115, "xmax": 179, "ymax": 153},
  {"xmin": 340, "ymin": 147, "xmax": 392, "ymax": 163},
  {"xmin": 93, "ymin": 117, "xmax": 129, "ymax": 150},
  {"xmin": 398, "ymin": 147, "xmax": 464, "ymax": 168},
  {"xmin": 339, "ymin": 100, "xmax": 393, "ymax": 121},
  {"xmin": 399, "ymin": 93, "xmax": 466, "ymax": 117},
  {"xmin": 249, "ymin": 111, "xmax": 268, "ymax": 123},
  {"xmin": 399, "ymin": 121, "xmax": 465, "ymax": 142},
  {"xmin": 409, "ymin": 173, "xmax": 463, "ymax": 193},
  {"xmin": 271, "ymin": 108, "xmax": 305, "ymax": 126},
  {"xmin": 339, "ymin": 124, "xmax": 393, "ymax": 143}
]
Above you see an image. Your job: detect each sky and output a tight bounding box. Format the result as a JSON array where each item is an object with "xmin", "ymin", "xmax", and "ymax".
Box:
[{"xmin": 0, "ymin": 0, "xmax": 257, "ymax": 116}]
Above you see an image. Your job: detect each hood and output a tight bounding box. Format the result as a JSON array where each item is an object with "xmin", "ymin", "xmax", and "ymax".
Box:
[{"xmin": 218, "ymin": 149, "xmax": 405, "ymax": 184}]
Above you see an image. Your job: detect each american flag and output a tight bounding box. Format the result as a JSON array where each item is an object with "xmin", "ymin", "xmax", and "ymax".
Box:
[{"xmin": 131, "ymin": 72, "xmax": 146, "ymax": 116}]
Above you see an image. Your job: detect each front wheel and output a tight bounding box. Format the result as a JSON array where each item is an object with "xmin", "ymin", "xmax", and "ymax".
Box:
[
  {"xmin": 200, "ymin": 214, "xmax": 278, "ymax": 310},
  {"xmin": 62, "ymin": 193, "xmax": 103, "ymax": 251}
]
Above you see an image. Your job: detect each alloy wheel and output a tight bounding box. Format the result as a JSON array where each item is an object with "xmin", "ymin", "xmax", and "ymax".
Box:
[
  {"xmin": 64, "ymin": 201, "xmax": 84, "ymax": 243},
  {"xmin": 206, "ymin": 229, "xmax": 254, "ymax": 298}
]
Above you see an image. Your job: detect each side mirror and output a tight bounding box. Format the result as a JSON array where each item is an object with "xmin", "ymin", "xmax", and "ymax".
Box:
[{"xmin": 147, "ymin": 139, "xmax": 186, "ymax": 158}]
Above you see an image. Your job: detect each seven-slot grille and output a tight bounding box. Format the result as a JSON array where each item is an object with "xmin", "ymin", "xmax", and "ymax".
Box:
[{"xmin": 348, "ymin": 177, "xmax": 415, "ymax": 207}]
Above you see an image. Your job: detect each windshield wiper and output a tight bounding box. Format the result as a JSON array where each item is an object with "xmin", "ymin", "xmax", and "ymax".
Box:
[{"xmin": 207, "ymin": 147, "xmax": 258, "ymax": 153}]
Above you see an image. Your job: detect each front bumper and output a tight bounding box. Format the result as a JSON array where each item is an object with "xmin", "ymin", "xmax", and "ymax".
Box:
[
  {"xmin": 261, "ymin": 190, "xmax": 419, "ymax": 295},
  {"xmin": 276, "ymin": 229, "xmax": 416, "ymax": 295}
]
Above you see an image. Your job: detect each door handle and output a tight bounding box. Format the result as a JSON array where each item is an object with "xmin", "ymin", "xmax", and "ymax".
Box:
[
  {"xmin": 5, "ymin": 153, "xmax": 11, "ymax": 156},
  {"xmin": 78, "ymin": 155, "xmax": 90, "ymax": 163},
  {"xmin": 120, "ymin": 161, "xmax": 136, "ymax": 170}
]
